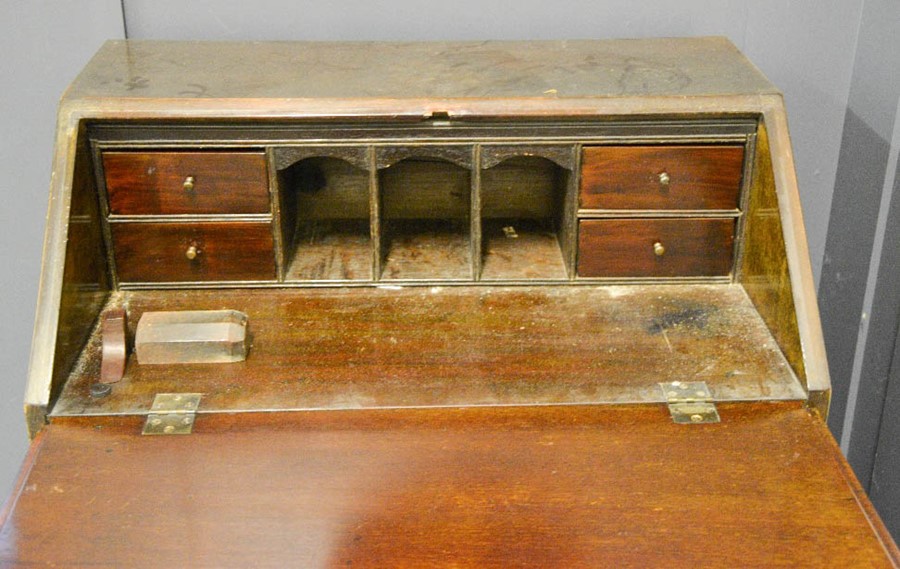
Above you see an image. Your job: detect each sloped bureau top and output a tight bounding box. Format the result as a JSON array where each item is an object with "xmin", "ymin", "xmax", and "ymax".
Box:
[{"xmin": 68, "ymin": 37, "xmax": 776, "ymax": 101}]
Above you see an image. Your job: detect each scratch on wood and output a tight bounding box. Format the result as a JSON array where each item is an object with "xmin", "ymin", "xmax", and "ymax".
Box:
[{"xmin": 661, "ymin": 329, "xmax": 674, "ymax": 354}]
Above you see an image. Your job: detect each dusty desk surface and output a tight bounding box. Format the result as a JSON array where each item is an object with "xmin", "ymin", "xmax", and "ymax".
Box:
[{"xmin": 52, "ymin": 284, "xmax": 804, "ymax": 417}]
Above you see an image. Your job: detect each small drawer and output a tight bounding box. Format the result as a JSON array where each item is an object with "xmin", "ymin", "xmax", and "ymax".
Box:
[
  {"xmin": 103, "ymin": 151, "xmax": 270, "ymax": 215},
  {"xmin": 580, "ymin": 145, "xmax": 744, "ymax": 210},
  {"xmin": 111, "ymin": 222, "xmax": 276, "ymax": 283},
  {"xmin": 577, "ymin": 218, "xmax": 735, "ymax": 278}
]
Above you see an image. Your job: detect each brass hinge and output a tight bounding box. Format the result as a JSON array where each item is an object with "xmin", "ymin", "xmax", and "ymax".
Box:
[
  {"xmin": 659, "ymin": 381, "xmax": 720, "ymax": 424},
  {"xmin": 142, "ymin": 393, "xmax": 202, "ymax": 435}
]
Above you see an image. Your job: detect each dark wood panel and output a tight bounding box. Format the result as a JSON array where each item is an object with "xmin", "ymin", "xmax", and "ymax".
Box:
[
  {"xmin": 578, "ymin": 218, "xmax": 735, "ymax": 277},
  {"xmin": 281, "ymin": 156, "xmax": 370, "ymax": 221},
  {"xmin": 51, "ymin": 285, "xmax": 803, "ymax": 417},
  {"xmin": 481, "ymin": 156, "xmax": 565, "ymax": 219},
  {"xmin": 2, "ymin": 404, "xmax": 898, "ymax": 567},
  {"xmin": 111, "ymin": 222, "xmax": 276, "ymax": 282},
  {"xmin": 580, "ymin": 145, "xmax": 744, "ymax": 210},
  {"xmin": 104, "ymin": 151, "xmax": 269, "ymax": 215},
  {"xmin": 739, "ymin": 124, "xmax": 807, "ymax": 386},
  {"xmin": 51, "ymin": 133, "xmax": 110, "ymax": 409},
  {"xmin": 380, "ymin": 158, "xmax": 471, "ymax": 220}
]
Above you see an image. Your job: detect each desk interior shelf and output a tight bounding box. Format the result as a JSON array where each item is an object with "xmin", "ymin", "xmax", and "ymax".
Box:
[
  {"xmin": 379, "ymin": 156, "xmax": 473, "ymax": 280},
  {"xmin": 279, "ymin": 155, "xmax": 373, "ymax": 281},
  {"xmin": 480, "ymin": 155, "xmax": 572, "ymax": 280}
]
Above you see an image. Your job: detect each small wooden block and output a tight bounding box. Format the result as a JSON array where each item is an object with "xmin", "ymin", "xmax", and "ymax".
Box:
[
  {"xmin": 100, "ymin": 308, "xmax": 127, "ymax": 384},
  {"xmin": 135, "ymin": 310, "xmax": 249, "ymax": 365}
]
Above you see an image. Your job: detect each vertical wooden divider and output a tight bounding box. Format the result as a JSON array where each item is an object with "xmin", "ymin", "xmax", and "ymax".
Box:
[
  {"xmin": 566, "ymin": 144, "xmax": 582, "ymax": 280},
  {"xmin": 731, "ymin": 132, "xmax": 757, "ymax": 283},
  {"xmin": 266, "ymin": 148, "xmax": 286, "ymax": 282},
  {"xmin": 90, "ymin": 140, "xmax": 120, "ymax": 291},
  {"xmin": 471, "ymin": 145, "xmax": 482, "ymax": 281},
  {"xmin": 368, "ymin": 146, "xmax": 381, "ymax": 282}
]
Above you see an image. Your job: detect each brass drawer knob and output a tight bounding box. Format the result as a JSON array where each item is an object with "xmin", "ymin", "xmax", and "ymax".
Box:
[
  {"xmin": 183, "ymin": 176, "xmax": 195, "ymax": 192},
  {"xmin": 653, "ymin": 242, "xmax": 666, "ymax": 257},
  {"xmin": 185, "ymin": 245, "xmax": 200, "ymax": 260},
  {"xmin": 658, "ymin": 171, "xmax": 670, "ymax": 186}
]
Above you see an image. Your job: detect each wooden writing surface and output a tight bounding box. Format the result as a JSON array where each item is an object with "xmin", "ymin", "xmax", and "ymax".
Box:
[{"xmin": 2, "ymin": 404, "xmax": 898, "ymax": 568}]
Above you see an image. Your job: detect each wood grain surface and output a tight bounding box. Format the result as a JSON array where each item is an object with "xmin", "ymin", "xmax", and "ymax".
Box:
[
  {"xmin": 50, "ymin": 285, "xmax": 804, "ymax": 417},
  {"xmin": 104, "ymin": 151, "xmax": 269, "ymax": 215},
  {"xmin": 739, "ymin": 123, "xmax": 807, "ymax": 386},
  {"xmin": 580, "ymin": 145, "xmax": 744, "ymax": 210},
  {"xmin": 481, "ymin": 156, "xmax": 566, "ymax": 220},
  {"xmin": 381, "ymin": 221, "xmax": 472, "ymax": 280},
  {"xmin": 281, "ymin": 156, "xmax": 370, "ymax": 221},
  {"xmin": 380, "ymin": 158, "xmax": 471, "ymax": 220},
  {"xmin": 51, "ymin": 138, "xmax": 111, "ymax": 405},
  {"xmin": 111, "ymin": 222, "xmax": 276, "ymax": 282},
  {"xmin": 2, "ymin": 403, "xmax": 898, "ymax": 568},
  {"xmin": 480, "ymin": 220, "xmax": 567, "ymax": 280},
  {"xmin": 286, "ymin": 220, "xmax": 373, "ymax": 281},
  {"xmin": 577, "ymin": 218, "xmax": 735, "ymax": 277}
]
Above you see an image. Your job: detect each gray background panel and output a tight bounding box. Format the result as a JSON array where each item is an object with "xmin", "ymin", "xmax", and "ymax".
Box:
[{"xmin": 0, "ymin": 0, "xmax": 124, "ymax": 499}]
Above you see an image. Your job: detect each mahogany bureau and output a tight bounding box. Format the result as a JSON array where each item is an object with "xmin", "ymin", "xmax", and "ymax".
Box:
[{"xmin": 1, "ymin": 38, "xmax": 898, "ymax": 567}]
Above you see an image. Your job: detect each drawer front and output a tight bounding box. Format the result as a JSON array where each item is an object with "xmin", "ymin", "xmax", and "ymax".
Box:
[
  {"xmin": 103, "ymin": 151, "xmax": 270, "ymax": 215},
  {"xmin": 112, "ymin": 222, "xmax": 276, "ymax": 282},
  {"xmin": 580, "ymin": 145, "xmax": 744, "ymax": 210},
  {"xmin": 577, "ymin": 218, "xmax": 735, "ymax": 278}
]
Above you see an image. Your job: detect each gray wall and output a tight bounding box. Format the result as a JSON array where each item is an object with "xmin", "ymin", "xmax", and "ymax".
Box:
[
  {"xmin": 818, "ymin": 0, "xmax": 900, "ymax": 535},
  {"xmin": 0, "ymin": 1, "xmax": 124, "ymax": 501},
  {"xmin": 0, "ymin": 0, "xmax": 888, "ymax": 530},
  {"xmin": 822, "ymin": 0, "xmax": 900, "ymax": 456}
]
